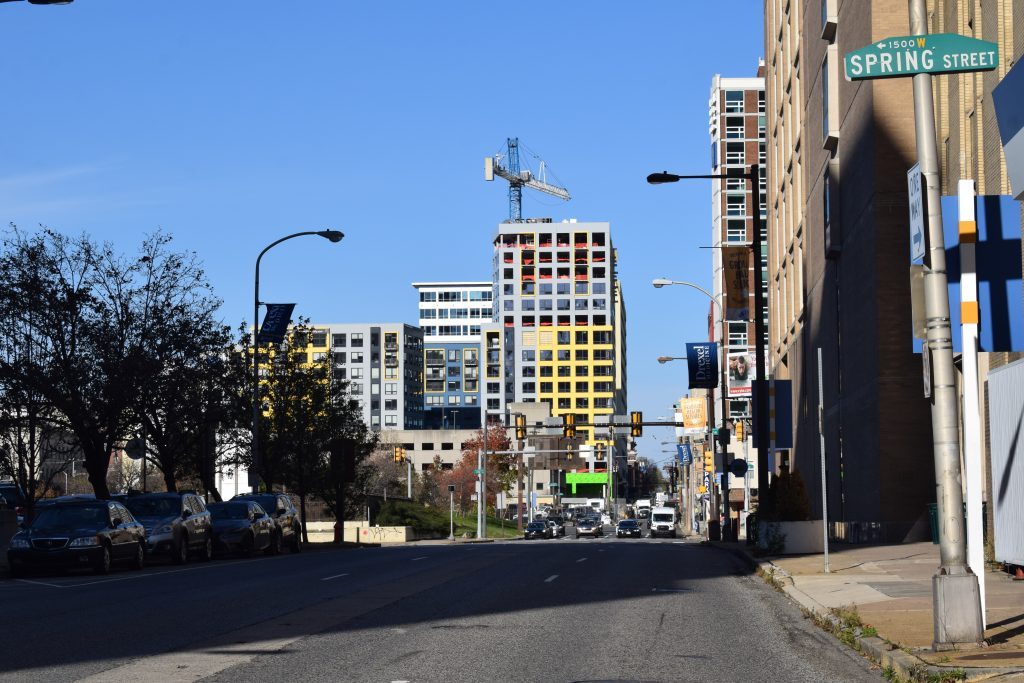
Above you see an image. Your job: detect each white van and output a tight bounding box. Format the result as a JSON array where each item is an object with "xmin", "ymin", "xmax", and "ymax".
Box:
[{"xmin": 649, "ymin": 506, "xmax": 677, "ymax": 538}]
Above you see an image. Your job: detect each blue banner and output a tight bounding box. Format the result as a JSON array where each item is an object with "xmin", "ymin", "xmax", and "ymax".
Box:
[
  {"xmin": 258, "ymin": 303, "xmax": 295, "ymax": 344},
  {"xmin": 677, "ymin": 443, "xmax": 693, "ymax": 465},
  {"xmin": 686, "ymin": 342, "xmax": 719, "ymax": 389}
]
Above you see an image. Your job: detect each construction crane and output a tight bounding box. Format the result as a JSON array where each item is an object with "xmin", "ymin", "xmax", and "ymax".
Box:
[{"xmin": 484, "ymin": 137, "xmax": 570, "ymax": 222}]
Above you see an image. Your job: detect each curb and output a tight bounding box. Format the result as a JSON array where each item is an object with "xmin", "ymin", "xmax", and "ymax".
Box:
[{"xmin": 705, "ymin": 542, "xmax": 1023, "ymax": 682}]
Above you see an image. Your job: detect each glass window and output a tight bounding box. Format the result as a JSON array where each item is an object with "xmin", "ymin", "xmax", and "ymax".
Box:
[
  {"xmin": 332, "ymin": 333, "xmax": 346, "ymax": 347},
  {"xmin": 724, "ymin": 89, "xmax": 744, "ymax": 113},
  {"xmin": 351, "ymin": 333, "xmax": 364, "ymax": 347}
]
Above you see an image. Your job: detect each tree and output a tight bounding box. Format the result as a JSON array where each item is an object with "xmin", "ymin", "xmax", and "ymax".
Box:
[{"xmin": 438, "ymin": 424, "xmax": 512, "ymax": 516}]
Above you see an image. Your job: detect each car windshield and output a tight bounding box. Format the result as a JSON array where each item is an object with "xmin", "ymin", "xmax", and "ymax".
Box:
[
  {"xmin": 125, "ymin": 497, "xmax": 181, "ymax": 517},
  {"xmin": 527, "ymin": 523, "xmax": 546, "ymax": 530},
  {"xmin": 208, "ymin": 503, "xmax": 250, "ymax": 520},
  {"xmin": 652, "ymin": 513, "xmax": 674, "ymax": 522},
  {"xmin": 32, "ymin": 505, "xmax": 108, "ymax": 528},
  {"xmin": 618, "ymin": 520, "xmax": 639, "ymax": 528}
]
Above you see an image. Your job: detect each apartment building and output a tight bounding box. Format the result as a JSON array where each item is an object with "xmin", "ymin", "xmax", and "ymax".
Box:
[
  {"xmin": 708, "ymin": 67, "xmax": 768, "ymax": 515},
  {"xmin": 297, "ymin": 323, "xmax": 425, "ymax": 431},
  {"xmin": 482, "ymin": 219, "xmax": 628, "ymax": 493},
  {"xmin": 412, "ymin": 282, "xmax": 492, "ymax": 430},
  {"xmin": 764, "ymin": 0, "xmax": 934, "ymax": 541}
]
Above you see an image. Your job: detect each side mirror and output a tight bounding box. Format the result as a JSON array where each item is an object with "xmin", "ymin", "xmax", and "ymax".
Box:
[
  {"xmin": 111, "ymin": 517, "xmax": 122, "ymax": 527},
  {"xmin": 181, "ymin": 509, "xmax": 190, "ymax": 518}
]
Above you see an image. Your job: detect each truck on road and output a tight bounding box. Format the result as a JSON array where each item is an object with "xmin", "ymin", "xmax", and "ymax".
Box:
[
  {"xmin": 635, "ymin": 499, "xmax": 651, "ymax": 519},
  {"xmin": 649, "ymin": 506, "xmax": 677, "ymax": 538}
]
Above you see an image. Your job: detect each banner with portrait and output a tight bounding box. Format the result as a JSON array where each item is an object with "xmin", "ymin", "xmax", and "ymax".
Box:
[
  {"xmin": 728, "ymin": 351, "xmax": 754, "ymax": 397},
  {"xmin": 723, "ymin": 247, "xmax": 750, "ymax": 320}
]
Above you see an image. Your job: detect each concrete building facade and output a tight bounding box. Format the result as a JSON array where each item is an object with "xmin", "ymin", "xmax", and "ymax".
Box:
[
  {"xmin": 303, "ymin": 323, "xmax": 425, "ymax": 431},
  {"xmin": 764, "ymin": 0, "xmax": 935, "ymax": 541}
]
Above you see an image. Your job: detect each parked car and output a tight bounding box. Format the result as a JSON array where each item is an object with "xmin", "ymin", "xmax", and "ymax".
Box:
[
  {"xmin": 524, "ymin": 521, "xmax": 553, "ymax": 540},
  {"xmin": 7, "ymin": 499, "xmax": 145, "ymax": 576},
  {"xmin": 0, "ymin": 482, "xmax": 26, "ymax": 523},
  {"xmin": 546, "ymin": 516, "xmax": 566, "ymax": 537},
  {"xmin": 575, "ymin": 518, "xmax": 604, "ymax": 538},
  {"xmin": 207, "ymin": 501, "xmax": 276, "ymax": 556},
  {"xmin": 125, "ymin": 492, "xmax": 213, "ymax": 563},
  {"xmin": 230, "ymin": 493, "xmax": 303, "ymax": 553},
  {"xmin": 616, "ymin": 519, "xmax": 642, "ymax": 538}
]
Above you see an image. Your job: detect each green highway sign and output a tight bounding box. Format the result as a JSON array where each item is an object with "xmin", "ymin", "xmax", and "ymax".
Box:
[{"xmin": 845, "ymin": 33, "xmax": 998, "ymax": 81}]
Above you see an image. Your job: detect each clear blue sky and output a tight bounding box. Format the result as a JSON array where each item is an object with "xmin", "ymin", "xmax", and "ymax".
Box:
[{"xmin": 2, "ymin": 1, "xmax": 764, "ymax": 461}]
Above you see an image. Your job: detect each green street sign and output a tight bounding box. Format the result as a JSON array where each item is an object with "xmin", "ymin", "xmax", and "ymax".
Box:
[
  {"xmin": 473, "ymin": 468, "xmax": 482, "ymax": 475},
  {"xmin": 845, "ymin": 33, "xmax": 998, "ymax": 81}
]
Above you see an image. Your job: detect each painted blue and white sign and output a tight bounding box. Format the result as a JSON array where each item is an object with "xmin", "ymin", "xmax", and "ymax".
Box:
[
  {"xmin": 686, "ymin": 342, "xmax": 719, "ymax": 389},
  {"xmin": 677, "ymin": 444, "xmax": 693, "ymax": 465}
]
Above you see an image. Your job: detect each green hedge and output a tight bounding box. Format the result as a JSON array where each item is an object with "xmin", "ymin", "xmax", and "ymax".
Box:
[{"xmin": 375, "ymin": 501, "xmax": 449, "ymax": 536}]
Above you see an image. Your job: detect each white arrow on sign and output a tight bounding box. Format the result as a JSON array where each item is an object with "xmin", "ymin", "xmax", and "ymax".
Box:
[{"xmin": 877, "ymin": 42, "xmax": 886, "ymax": 49}]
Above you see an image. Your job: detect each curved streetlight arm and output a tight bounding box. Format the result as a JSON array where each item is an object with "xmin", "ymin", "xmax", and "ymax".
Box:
[
  {"xmin": 252, "ymin": 229, "xmax": 344, "ymax": 493},
  {"xmin": 652, "ymin": 279, "xmax": 722, "ymax": 314}
]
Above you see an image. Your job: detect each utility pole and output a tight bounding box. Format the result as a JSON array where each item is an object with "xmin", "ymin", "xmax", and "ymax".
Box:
[
  {"xmin": 406, "ymin": 456, "xmax": 412, "ymax": 499},
  {"xmin": 907, "ymin": 0, "xmax": 984, "ymax": 647},
  {"xmin": 477, "ymin": 418, "xmax": 487, "ymax": 538}
]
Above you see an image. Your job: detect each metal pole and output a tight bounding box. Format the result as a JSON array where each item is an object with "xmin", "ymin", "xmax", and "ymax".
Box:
[
  {"xmin": 407, "ymin": 457, "xmax": 412, "ymax": 499},
  {"xmin": 706, "ymin": 391, "xmax": 718, "ymax": 540},
  {"xmin": 720, "ymin": 305, "xmax": 730, "ymax": 540},
  {"xmin": 477, "ymin": 418, "xmax": 486, "ymax": 538},
  {"xmin": 908, "ymin": 0, "xmax": 983, "ymax": 647},
  {"xmin": 252, "ymin": 259, "xmax": 261, "ymax": 494},
  {"xmin": 517, "ymin": 446, "xmax": 524, "ymax": 532},
  {"xmin": 449, "ymin": 490, "xmax": 454, "ymax": 540},
  {"xmin": 817, "ymin": 348, "xmax": 830, "ymax": 574},
  {"xmin": 749, "ymin": 164, "xmax": 770, "ymax": 509}
]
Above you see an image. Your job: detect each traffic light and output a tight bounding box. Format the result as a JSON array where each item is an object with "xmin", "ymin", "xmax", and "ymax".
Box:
[
  {"xmin": 515, "ymin": 414, "xmax": 526, "ymax": 440},
  {"xmin": 630, "ymin": 411, "xmax": 643, "ymax": 437},
  {"xmin": 703, "ymin": 449, "xmax": 714, "ymax": 473},
  {"xmin": 393, "ymin": 446, "xmax": 406, "ymax": 463},
  {"xmin": 562, "ymin": 413, "xmax": 576, "ymax": 438},
  {"xmin": 736, "ymin": 420, "xmax": 745, "ymax": 441},
  {"xmin": 595, "ymin": 444, "xmax": 606, "ymax": 461}
]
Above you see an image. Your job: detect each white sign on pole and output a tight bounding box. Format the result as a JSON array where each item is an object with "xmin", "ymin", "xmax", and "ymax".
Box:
[{"xmin": 908, "ymin": 163, "xmax": 927, "ymax": 262}]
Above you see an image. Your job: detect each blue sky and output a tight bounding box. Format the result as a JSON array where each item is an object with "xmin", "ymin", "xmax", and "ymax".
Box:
[{"xmin": 2, "ymin": 1, "xmax": 764, "ymax": 461}]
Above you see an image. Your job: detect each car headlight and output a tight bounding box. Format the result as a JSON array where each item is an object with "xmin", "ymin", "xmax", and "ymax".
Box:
[
  {"xmin": 9, "ymin": 537, "xmax": 29, "ymax": 549},
  {"xmin": 70, "ymin": 537, "xmax": 100, "ymax": 547}
]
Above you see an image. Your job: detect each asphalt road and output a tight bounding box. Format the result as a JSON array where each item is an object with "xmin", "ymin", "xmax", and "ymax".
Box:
[{"xmin": 0, "ymin": 531, "xmax": 881, "ymax": 683}]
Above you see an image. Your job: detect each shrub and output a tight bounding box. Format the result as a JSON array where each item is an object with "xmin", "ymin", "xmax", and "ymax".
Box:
[
  {"xmin": 759, "ymin": 468, "xmax": 812, "ymax": 522},
  {"xmin": 375, "ymin": 500, "xmax": 449, "ymax": 536}
]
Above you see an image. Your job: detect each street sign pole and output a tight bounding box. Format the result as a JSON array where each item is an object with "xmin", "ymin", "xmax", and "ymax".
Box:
[{"xmin": 907, "ymin": 0, "xmax": 983, "ymax": 647}]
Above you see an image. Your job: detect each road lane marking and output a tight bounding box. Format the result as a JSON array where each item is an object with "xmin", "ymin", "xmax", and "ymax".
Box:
[
  {"xmin": 652, "ymin": 587, "xmax": 694, "ymax": 593},
  {"xmin": 321, "ymin": 573, "xmax": 348, "ymax": 581},
  {"xmin": 411, "ymin": 556, "xmax": 427, "ymax": 562},
  {"xmin": 576, "ymin": 557, "xmax": 588, "ymax": 563},
  {"xmin": 13, "ymin": 557, "xmax": 279, "ymax": 589},
  {"xmin": 544, "ymin": 574, "xmax": 559, "ymax": 583}
]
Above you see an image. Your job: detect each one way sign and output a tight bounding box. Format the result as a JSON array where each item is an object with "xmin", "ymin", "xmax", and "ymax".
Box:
[{"xmin": 907, "ymin": 163, "xmax": 927, "ymax": 262}]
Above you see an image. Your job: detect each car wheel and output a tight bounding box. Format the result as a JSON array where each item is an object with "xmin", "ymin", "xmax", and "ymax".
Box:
[
  {"xmin": 94, "ymin": 544, "xmax": 112, "ymax": 575},
  {"xmin": 132, "ymin": 543, "xmax": 145, "ymax": 570},
  {"xmin": 199, "ymin": 537, "xmax": 213, "ymax": 562},
  {"xmin": 172, "ymin": 534, "xmax": 189, "ymax": 565},
  {"xmin": 289, "ymin": 528, "xmax": 302, "ymax": 554},
  {"xmin": 241, "ymin": 532, "xmax": 256, "ymax": 557},
  {"xmin": 265, "ymin": 531, "xmax": 282, "ymax": 556}
]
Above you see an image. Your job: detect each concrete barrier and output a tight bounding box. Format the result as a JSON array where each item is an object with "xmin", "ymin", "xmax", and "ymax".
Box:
[{"xmin": 304, "ymin": 521, "xmax": 419, "ymax": 544}]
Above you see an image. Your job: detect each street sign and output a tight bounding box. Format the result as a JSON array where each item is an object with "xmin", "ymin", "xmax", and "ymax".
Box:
[
  {"xmin": 124, "ymin": 438, "xmax": 144, "ymax": 461},
  {"xmin": 447, "ymin": 484, "xmax": 456, "ymax": 493},
  {"xmin": 907, "ymin": 163, "xmax": 927, "ymax": 262},
  {"xmin": 473, "ymin": 468, "xmax": 482, "ymax": 475},
  {"xmin": 845, "ymin": 33, "xmax": 998, "ymax": 81}
]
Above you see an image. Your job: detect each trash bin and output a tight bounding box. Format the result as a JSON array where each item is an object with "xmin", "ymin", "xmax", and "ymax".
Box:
[{"xmin": 927, "ymin": 503, "xmax": 939, "ymax": 544}]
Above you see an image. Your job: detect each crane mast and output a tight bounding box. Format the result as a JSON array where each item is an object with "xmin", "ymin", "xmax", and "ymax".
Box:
[{"xmin": 485, "ymin": 137, "xmax": 570, "ymax": 222}]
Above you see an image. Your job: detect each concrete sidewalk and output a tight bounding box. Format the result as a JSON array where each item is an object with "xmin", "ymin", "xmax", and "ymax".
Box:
[{"xmin": 714, "ymin": 540, "xmax": 1024, "ymax": 681}]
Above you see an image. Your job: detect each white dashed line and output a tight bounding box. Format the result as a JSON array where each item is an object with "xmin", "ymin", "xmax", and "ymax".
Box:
[
  {"xmin": 544, "ymin": 574, "xmax": 559, "ymax": 583},
  {"xmin": 411, "ymin": 556, "xmax": 427, "ymax": 562},
  {"xmin": 321, "ymin": 573, "xmax": 348, "ymax": 581},
  {"xmin": 576, "ymin": 557, "xmax": 588, "ymax": 563}
]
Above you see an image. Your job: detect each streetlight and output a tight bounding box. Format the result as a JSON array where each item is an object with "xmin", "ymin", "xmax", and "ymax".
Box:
[
  {"xmin": 653, "ymin": 278, "xmax": 733, "ymax": 540},
  {"xmin": 648, "ymin": 163, "xmax": 766, "ymax": 537},
  {"xmin": 251, "ymin": 229, "xmax": 344, "ymax": 493}
]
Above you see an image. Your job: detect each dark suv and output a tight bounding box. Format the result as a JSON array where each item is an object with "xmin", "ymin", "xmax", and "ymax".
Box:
[
  {"xmin": 231, "ymin": 493, "xmax": 302, "ymax": 553},
  {"xmin": 125, "ymin": 492, "xmax": 213, "ymax": 563},
  {"xmin": 7, "ymin": 499, "xmax": 145, "ymax": 576}
]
